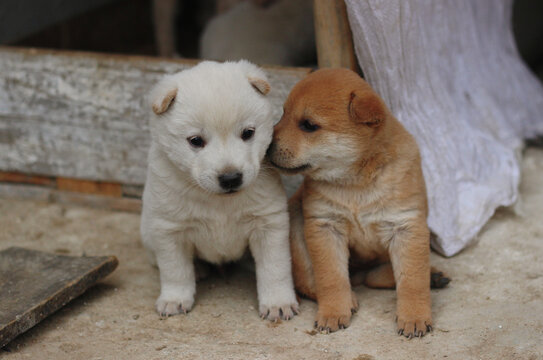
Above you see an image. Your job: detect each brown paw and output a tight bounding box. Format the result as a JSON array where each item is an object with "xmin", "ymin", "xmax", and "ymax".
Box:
[
  {"xmin": 396, "ymin": 316, "xmax": 433, "ymax": 339},
  {"xmin": 314, "ymin": 312, "xmax": 352, "ymax": 333},
  {"xmin": 430, "ymin": 271, "xmax": 451, "ymax": 289},
  {"xmin": 314, "ymin": 293, "xmax": 357, "ymax": 334}
]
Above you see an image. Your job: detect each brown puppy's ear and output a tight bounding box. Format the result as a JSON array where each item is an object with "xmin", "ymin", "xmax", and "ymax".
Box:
[
  {"xmin": 249, "ymin": 77, "xmax": 271, "ymax": 96},
  {"xmin": 151, "ymin": 81, "xmax": 178, "ymax": 115},
  {"xmin": 349, "ymin": 91, "xmax": 386, "ymax": 128}
]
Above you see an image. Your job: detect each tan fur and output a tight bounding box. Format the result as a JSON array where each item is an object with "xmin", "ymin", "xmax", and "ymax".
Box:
[
  {"xmin": 248, "ymin": 77, "xmax": 271, "ymax": 95},
  {"xmin": 152, "ymin": 88, "xmax": 177, "ymax": 115},
  {"xmin": 269, "ymin": 68, "xmax": 435, "ymax": 337}
]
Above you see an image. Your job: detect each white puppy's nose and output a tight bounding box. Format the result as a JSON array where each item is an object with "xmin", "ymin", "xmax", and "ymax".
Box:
[{"xmin": 218, "ymin": 172, "xmax": 243, "ymax": 191}]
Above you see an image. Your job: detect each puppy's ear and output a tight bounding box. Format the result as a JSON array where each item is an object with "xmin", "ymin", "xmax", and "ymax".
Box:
[
  {"xmin": 150, "ymin": 77, "xmax": 178, "ymax": 115},
  {"xmin": 236, "ymin": 60, "xmax": 270, "ymax": 95},
  {"xmin": 248, "ymin": 77, "xmax": 270, "ymax": 95},
  {"xmin": 349, "ymin": 91, "xmax": 386, "ymax": 128}
]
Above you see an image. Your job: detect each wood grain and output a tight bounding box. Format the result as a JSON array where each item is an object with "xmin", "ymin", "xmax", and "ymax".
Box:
[
  {"xmin": 0, "ymin": 183, "xmax": 142, "ymax": 212},
  {"xmin": 313, "ymin": 0, "xmax": 357, "ymax": 70},
  {"xmin": 0, "ymin": 171, "xmax": 55, "ymax": 187},
  {"xmin": 0, "ymin": 247, "xmax": 118, "ymax": 348},
  {"xmin": 56, "ymin": 177, "xmax": 122, "ymax": 197}
]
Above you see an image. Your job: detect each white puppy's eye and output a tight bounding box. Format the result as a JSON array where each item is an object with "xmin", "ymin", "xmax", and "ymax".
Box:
[
  {"xmin": 241, "ymin": 127, "xmax": 255, "ymax": 141},
  {"xmin": 187, "ymin": 135, "xmax": 206, "ymax": 148}
]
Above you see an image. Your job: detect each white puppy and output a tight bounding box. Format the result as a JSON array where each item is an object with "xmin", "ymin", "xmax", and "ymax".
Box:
[{"xmin": 140, "ymin": 60, "xmax": 298, "ymax": 321}]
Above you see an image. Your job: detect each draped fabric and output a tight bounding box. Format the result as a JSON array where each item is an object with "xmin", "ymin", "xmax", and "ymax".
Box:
[{"xmin": 344, "ymin": 0, "xmax": 543, "ymax": 255}]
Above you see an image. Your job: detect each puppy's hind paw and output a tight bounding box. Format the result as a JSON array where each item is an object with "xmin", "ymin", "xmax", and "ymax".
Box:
[
  {"xmin": 259, "ymin": 302, "xmax": 299, "ymax": 322},
  {"xmin": 430, "ymin": 271, "xmax": 451, "ymax": 289}
]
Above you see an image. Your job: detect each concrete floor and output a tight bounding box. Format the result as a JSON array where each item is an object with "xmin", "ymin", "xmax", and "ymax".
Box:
[{"xmin": 1, "ymin": 148, "xmax": 543, "ymax": 360}]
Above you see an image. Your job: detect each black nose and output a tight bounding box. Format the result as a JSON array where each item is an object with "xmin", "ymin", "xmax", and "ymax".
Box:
[{"xmin": 218, "ymin": 172, "xmax": 243, "ymax": 191}]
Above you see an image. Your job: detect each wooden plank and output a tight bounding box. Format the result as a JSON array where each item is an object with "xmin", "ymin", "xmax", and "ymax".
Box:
[
  {"xmin": 313, "ymin": 0, "xmax": 358, "ymax": 70},
  {"xmin": 0, "ymin": 171, "xmax": 55, "ymax": 187},
  {"xmin": 0, "ymin": 183, "xmax": 53, "ymax": 202},
  {"xmin": 0, "ymin": 247, "xmax": 118, "ymax": 348},
  {"xmin": 51, "ymin": 189, "xmax": 142, "ymax": 212},
  {"xmin": 0, "ymin": 46, "xmax": 311, "ymax": 185},
  {"xmin": 56, "ymin": 177, "xmax": 122, "ymax": 197},
  {"xmin": 0, "ymin": 183, "xmax": 142, "ymax": 212}
]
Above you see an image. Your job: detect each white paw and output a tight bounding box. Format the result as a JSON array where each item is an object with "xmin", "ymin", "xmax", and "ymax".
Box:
[
  {"xmin": 155, "ymin": 293, "xmax": 194, "ymax": 317},
  {"xmin": 259, "ymin": 301, "xmax": 299, "ymax": 322}
]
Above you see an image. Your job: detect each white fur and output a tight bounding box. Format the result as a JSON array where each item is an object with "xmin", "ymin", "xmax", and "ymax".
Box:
[{"xmin": 141, "ymin": 60, "xmax": 298, "ymax": 320}]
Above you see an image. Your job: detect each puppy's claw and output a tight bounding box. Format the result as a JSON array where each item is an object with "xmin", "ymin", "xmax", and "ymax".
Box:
[
  {"xmin": 427, "ymin": 324, "xmax": 433, "ymax": 332},
  {"xmin": 398, "ymin": 329, "xmax": 404, "ymax": 335},
  {"xmin": 259, "ymin": 303, "xmax": 298, "ymax": 322}
]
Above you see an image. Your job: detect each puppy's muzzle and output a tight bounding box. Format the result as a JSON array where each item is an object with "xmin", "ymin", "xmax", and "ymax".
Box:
[{"xmin": 218, "ymin": 172, "xmax": 243, "ymax": 191}]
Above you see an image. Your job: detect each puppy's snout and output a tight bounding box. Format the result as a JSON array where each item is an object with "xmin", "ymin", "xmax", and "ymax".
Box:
[{"xmin": 218, "ymin": 172, "xmax": 243, "ymax": 191}]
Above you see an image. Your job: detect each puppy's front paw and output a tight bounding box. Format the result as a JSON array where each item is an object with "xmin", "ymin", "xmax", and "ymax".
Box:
[
  {"xmin": 396, "ymin": 311, "xmax": 433, "ymax": 339},
  {"xmin": 315, "ymin": 292, "xmax": 358, "ymax": 333},
  {"xmin": 155, "ymin": 294, "xmax": 194, "ymax": 317},
  {"xmin": 259, "ymin": 302, "xmax": 299, "ymax": 322}
]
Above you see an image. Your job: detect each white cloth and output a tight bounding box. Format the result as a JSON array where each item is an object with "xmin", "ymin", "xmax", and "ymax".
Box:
[{"xmin": 344, "ymin": 0, "xmax": 543, "ymax": 255}]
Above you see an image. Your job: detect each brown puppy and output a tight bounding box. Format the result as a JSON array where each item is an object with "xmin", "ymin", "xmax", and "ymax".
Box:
[{"xmin": 268, "ymin": 68, "xmax": 443, "ymax": 338}]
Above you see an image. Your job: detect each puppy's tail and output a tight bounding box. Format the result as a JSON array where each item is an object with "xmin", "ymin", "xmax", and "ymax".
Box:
[{"xmin": 289, "ymin": 186, "xmax": 317, "ymax": 300}]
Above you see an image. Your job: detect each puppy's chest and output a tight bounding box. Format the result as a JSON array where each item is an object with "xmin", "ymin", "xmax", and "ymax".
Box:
[
  {"xmin": 184, "ymin": 212, "xmax": 252, "ymax": 263},
  {"xmin": 325, "ymin": 190, "xmax": 392, "ymax": 256}
]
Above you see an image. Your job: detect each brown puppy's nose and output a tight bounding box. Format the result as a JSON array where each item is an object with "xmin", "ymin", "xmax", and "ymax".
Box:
[{"xmin": 218, "ymin": 172, "xmax": 243, "ymax": 191}]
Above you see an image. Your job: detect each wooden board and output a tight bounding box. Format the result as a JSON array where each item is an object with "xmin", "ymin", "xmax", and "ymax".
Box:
[
  {"xmin": 0, "ymin": 46, "xmax": 311, "ymax": 186},
  {"xmin": 0, "ymin": 247, "xmax": 118, "ymax": 348},
  {"xmin": 313, "ymin": 0, "xmax": 358, "ymax": 71}
]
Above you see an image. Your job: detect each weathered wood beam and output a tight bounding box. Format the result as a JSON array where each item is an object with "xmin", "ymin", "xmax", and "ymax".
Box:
[
  {"xmin": 0, "ymin": 46, "xmax": 311, "ymax": 186},
  {"xmin": 313, "ymin": 0, "xmax": 357, "ymax": 70}
]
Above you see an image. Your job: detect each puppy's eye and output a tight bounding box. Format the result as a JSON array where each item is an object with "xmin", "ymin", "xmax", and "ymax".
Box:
[
  {"xmin": 299, "ymin": 119, "xmax": 320, "ymax": 133},
  {"xmin": 187, "ymin": 136, "xmax": 205, "ymax": 148},
  {"xmin": 241, "ymin": 127, "xmax": 255, "ymax": 141}
]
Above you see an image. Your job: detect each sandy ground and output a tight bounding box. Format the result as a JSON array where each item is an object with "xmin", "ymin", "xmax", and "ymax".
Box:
[{"xmin": 1, "ymin": 147, "xmax": 543, "ymax": 360}]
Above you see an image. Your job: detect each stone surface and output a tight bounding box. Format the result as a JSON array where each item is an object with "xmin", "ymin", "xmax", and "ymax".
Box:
[
  {"xmin": 0, "ymin": 147, "xmax": 542, "ymax": 359},
  {"xmin": 0, "ymin": 247, "xmax": 118, "ymax": 348}
]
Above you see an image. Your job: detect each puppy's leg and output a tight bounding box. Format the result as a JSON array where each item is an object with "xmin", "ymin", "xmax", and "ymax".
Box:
[
  {"xmin": 289, "ymin": 189, "xmax": 317, "ymax": 299},
  {"xmin": 154, "ymin": 234, "xmax": 196, "ymax": 317},
  {"xmin": 249, "ymin": 212, "xmax": 299, "ymax": 322},
  {"xmin": 305, "ymin": 219, "xmax": 358, "ymax": 333},
  {"xmin": 389, "ymin": 221, "xmax": 432, "ymax": 338}
]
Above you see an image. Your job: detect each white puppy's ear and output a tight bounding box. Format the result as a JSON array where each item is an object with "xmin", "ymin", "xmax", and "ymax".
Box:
[
  {"xmin": 248, "ymin": 77, "xmax": 270, "ymax": 96},
  {"xmin": 150, "ymin": 77, "xmax": 178, "ymax": 115},
  {"xmin": 236, "ymin": 60, "xmax": 271, "ymax": 96}
]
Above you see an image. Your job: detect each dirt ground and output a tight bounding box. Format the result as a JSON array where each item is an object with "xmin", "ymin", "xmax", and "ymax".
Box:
[{"xmin": 1, "ymin": 147, "xmax": 542, "ymax": 360}]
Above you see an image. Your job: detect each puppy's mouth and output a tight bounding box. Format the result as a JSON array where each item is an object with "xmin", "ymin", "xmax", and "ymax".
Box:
[
  {"xmin": 269, "ymin": 160, "xmax": 311, "ymax": 174},
  {"xmin": 221, "ymin": 189, "xmax": 240, "ymax": 195}
]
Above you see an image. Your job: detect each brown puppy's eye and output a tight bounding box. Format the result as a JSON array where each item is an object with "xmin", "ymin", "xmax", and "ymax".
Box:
[
  {"xmin": 187, "ymin": 136, "xmax": 205, "ymax": 148},
  {"xmin": 241, "ymin": 127, "xmax": 255, "ymax": 141},
  {"xmin": 299, "ymin": 119, "xmax": 320, "ymax": 133}
]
